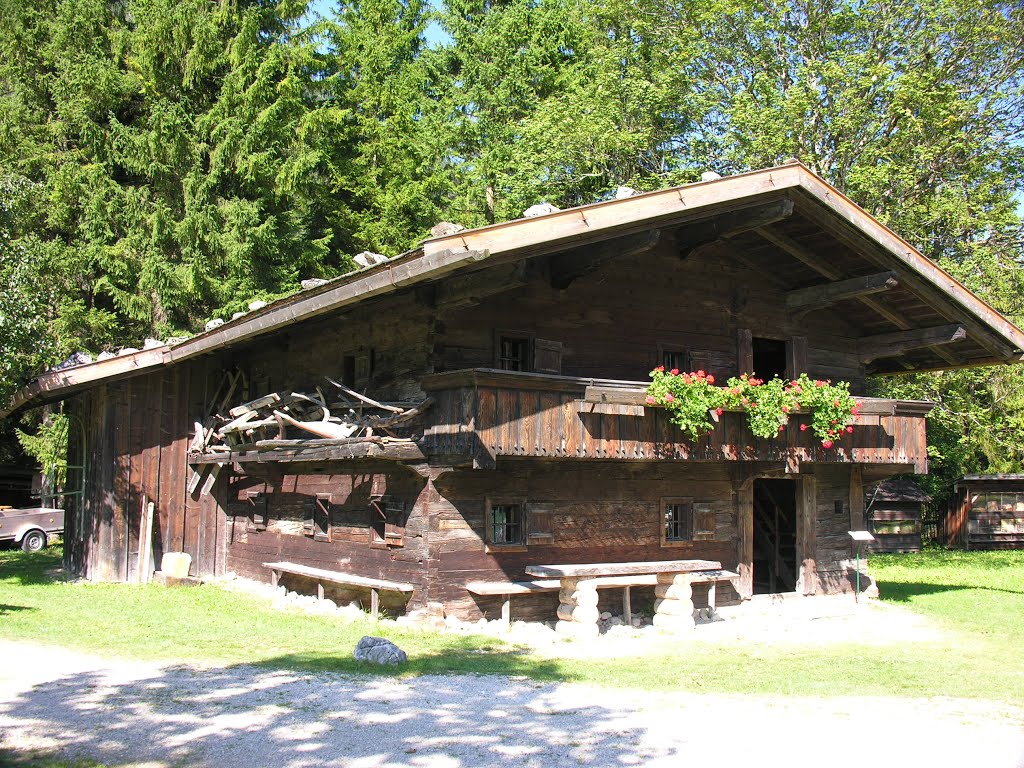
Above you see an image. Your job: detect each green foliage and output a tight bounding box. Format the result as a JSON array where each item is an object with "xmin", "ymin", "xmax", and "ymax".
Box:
[
  {"xmin": 648, "ymin": 369, "xmax": 858, "ymax": 445},
  {"xmin": 646, "ymin": 367, "xmax": 724, "ymax": 440},
  {"xmin": 16, "ymin": 412, "xmax": 69, "ymax": 484}
]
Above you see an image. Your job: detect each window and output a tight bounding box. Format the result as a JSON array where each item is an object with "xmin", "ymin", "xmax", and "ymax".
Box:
[
  {"xmin": 662, "ymin": 497, "xmax": 693, "ymax": 545},
  {"xmin": 498, "ymin": 336, "xmax": 530, "ymax": 372},
  {"xmin": 752, "ymin": 337, "xmax": 788, "ymax": 380},
  {"xmin": 303, "ymin": 494, "xmax": 332, "ymax": 542},
  {"xmin": 486, "ymin": 499, "xmax": 526, "ymax": 550},
  {"xmin": 660, "ymin": 347, "xmax": 689, "ymax": 372},
  {"xmin": 370, "ymin": 496, "xmax": 407, "ymax": 549}
]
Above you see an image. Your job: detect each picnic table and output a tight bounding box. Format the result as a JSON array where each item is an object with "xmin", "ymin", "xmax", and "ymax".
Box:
[{"xmin": 525, "ymin": 559, "xmax": 724, "ymax": 636}]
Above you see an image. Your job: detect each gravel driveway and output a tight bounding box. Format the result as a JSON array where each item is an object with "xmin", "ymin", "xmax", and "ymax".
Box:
[{"xmin": 2, "ymin": 635, "xmax": 1023, "ymax": 768}]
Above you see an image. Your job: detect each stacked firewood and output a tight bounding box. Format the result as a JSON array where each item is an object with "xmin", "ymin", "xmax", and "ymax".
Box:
[{"xmin": 190, "ymin": 377, "xmax": 432, "ymax": 455}]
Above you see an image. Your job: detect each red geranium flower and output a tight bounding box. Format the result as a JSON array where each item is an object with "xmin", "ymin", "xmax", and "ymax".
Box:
[{"xmin": 822, "ymin": 440, "xmax": 833, "ymax": 449}]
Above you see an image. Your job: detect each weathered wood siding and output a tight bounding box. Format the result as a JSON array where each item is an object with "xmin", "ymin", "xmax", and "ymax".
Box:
[
  {"xmin": 422, "ymin": 373, "xmax": 930, "ymax": 472},
  {"xmin": 435, "ymin": 241, "xmax": 867, "ymax": 390},
  {"xmin": 222, "ymin": 464, "xmax": 430, "ymax": 609},
  {"xmin": 948, "ymin": 478, "xmax": 1024, "ymax": 550},
  {"xmin": 428, "ymin": 461, "xmax": 739, "ymax": 620},
  {"xmin": 64, "ymin": 362, "xmax": 225, "ymax": 581}
]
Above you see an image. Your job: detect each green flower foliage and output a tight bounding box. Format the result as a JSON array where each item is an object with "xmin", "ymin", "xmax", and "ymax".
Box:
[{"xmin": 648, "ymin": 370, "xmax": 859, "ymax": 446}]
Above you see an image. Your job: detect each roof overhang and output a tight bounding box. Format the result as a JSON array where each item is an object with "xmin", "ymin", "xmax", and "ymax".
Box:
[{"xmin": 7, "ymin": 160, "xmax": 1024, "ymax": 416}]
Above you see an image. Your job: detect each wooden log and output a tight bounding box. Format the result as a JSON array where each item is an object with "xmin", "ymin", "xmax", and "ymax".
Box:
[
  {"xmin": 786, "ymin": 271, "xmax": 899, "ymax": 310},
  {"xmin": 559, "ymin": 588, "xmax": 599, "ymax": 607},
  {"xmin": 273, "ymin": 410, "xmax": 359, "ymax": 439},
  {"xmin": 653, "ymin": 597, "xmax": 695, "ymax": 617},
  {"xmin": 860, "ymin": 324, "xmax": 967, "ymax": 363},
  {"xmin": 556, "ymin": 603, "xmax": 600, "ymax": 624}
]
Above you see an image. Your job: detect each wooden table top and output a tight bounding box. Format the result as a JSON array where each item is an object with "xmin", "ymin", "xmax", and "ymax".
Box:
[{"xmin": 525, "ymin": 559, "xmax": 722, "ymax": 578}]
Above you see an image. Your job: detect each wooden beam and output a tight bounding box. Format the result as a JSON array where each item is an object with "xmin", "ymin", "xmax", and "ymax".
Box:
[
  {"xmin": 793, "ymin": 190, "xmax": 1024, "ymax": 360},
  {"xmin": 860, "ymin": 324, "xmax": 967, "ymax": 363},
  {"xmin": 756, "ymin": 225, "xmax": 842, "ymax": 280},
  {"xmin": 422, "ymin": 165, "xmax": 807, "ymax": 261},
  {"xmin": 549, "ymin": 230, "xmax": 661, "ymax": 289},
  {"xmin": 676, "ymin": 200, "xmax": 794, "ymax": 257},
  {"xmin": 799, "ymin": 475, "xmax": 818, "ymax": 595},
  {"xmin": 787, "ymin": 271, "xmax": 898, "ymax": 310}
]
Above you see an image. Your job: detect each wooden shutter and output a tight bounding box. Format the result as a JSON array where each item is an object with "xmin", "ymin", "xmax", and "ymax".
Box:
[
  {"xmin": 533, "ymin": 339, "xmax": 563, "ymax": 374},
  {"xmin": 737, "ymin": 329, "xmax": 753, "ymax": 376},
  {"xmin": 526, "ymin": 502, "xmax": 554, "ymax": 544},
  {"xmin": 693, "ymin": 502, "xmax": 716, "ymax": 540}
]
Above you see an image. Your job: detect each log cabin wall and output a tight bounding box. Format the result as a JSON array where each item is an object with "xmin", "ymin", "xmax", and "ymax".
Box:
[
  {"xmin": 221, "ymin": 462, "xmax": 430, "ymax": 610},
  {"xmin": 434, "ymin": 238, "xmax": 867, "ymax": 392},
  {"xmin": 220, "ymin": 290, "xmax": 436, "ymax": 404},
  {"xmin": 427, "ymin": 459, "xmax": 739, "ymax": 621}
]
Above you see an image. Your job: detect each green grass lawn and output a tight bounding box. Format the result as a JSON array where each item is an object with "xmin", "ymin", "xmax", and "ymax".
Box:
[{"xmin": 1, "ymin": 546, "xmax": 1022, "ymax": 702}]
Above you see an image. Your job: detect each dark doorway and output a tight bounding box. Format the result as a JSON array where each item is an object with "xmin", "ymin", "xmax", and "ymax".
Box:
[
  {"xmin": 752, "ymin": 337, "xmax": 787, "ymax": 381},
  {"xmin": 753, "ymin": 479, "xmax": 798, "ymax": 594}
]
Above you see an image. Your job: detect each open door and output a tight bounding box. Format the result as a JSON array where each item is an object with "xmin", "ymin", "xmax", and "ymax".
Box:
[{"xmin": 753, "ymin": 479, "xmax": 798, "ymax": 594}]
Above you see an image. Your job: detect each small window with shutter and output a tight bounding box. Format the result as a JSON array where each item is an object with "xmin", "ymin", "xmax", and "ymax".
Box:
[
  {"xmin": 303, "ymin": 494, "xmax": 333, "ymax": 542},
  {"xmin": 370, "ymin": 496, "xmax": 407, "ymax": 549}
]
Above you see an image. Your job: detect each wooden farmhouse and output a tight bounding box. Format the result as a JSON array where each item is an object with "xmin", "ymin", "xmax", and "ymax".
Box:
[{"xmin": 7, "ymin": 160, "xmax": 1024, "ymax": 623}]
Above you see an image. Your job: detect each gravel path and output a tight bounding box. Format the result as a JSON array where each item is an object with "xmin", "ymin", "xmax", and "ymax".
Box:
[{"xmin": 2, "ymin": 633, "xmax": 1023, "ymax": 768}]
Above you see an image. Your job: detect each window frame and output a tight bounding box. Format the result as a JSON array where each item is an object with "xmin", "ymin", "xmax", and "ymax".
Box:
[
  {"xmin": 658, "ymin": 345, "xmax": 690, "ymax": 373},
  {"xmin": 494, "ymin": 330, "xmax": 534, "ymax": 372},
  {"xmin": 485, "ymin": 497, "xmax": 528, "ymax": 553},
  {"xmin": 661, "ymin": 496, "xmax": 694, "ymax": 547}
]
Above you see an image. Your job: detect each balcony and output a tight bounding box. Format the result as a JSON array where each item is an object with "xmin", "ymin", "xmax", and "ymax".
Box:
[{"xmin": 421, "ymin": 369, "xmax": 932, "ymax": 473}]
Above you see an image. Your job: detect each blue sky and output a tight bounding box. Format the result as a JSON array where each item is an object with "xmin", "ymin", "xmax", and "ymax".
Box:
[{"xmin": 305, "ymin": 0, "xmax": 451, "ymax": 47}]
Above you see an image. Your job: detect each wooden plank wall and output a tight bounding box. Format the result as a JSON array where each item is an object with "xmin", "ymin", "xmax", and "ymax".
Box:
[
  {"xmin": 436, "ymin": 239, "xmax": 868, "ymax": 391},
  {"xmin": 428, "ymin": 460, "xmax": 739, "ymax": 621},
  {"xmin": 65, "ymin": 360, "xmax": 230, "ymax": 582},
  {"xmin": 222, "ymin": 463, "xmax": 431, "ymax": 609},
  {"xmin": 423, "ymin": 383, "xmax": 929, "ymax": 472}
]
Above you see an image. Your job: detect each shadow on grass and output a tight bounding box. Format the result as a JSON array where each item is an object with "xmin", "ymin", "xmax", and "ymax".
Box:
[
  {"xmin": 879, "ymin": 581, "xmax": 1023, "ymax": 603},
  {"xmin": 254, "ymin": 641, "xmax": 572, "ymax": 682},
  {"xmin": 0, "ymin": 603, "xmax": 35, "ymax": 616},
  {"xmin": 0, "ymin": 550, "xmax": 65, "ymax": 587}
]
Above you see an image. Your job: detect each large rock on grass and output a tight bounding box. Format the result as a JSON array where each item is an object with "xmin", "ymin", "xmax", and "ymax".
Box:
[{"xmin": 354, "ymin": 636, "xmax": 407, "ymax": 666}]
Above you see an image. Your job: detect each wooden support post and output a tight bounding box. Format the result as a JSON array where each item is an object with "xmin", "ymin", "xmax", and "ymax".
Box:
[
  {"xmin": 799, "ymin": 475, "xmax": 818, "ymax": 595},
  {"xmin": 849, "ymin": 465, "xmax": 865, "ymax": 533},
  {"xmin": 370, "ymin": 588, "xmax": 379, "ymax": 620},
  {"xmin": 271, "ymin": 569, "xmax": 279, "ymax": 588},
  {"xmin": 737, "ymin": 479, "xmax": 754, "ymax": 599},
  {"xmin": 707, "ymin": 581, "xmax": 717, "ymax": 618},
  {"xmin": 501, "ymin": 596, "xmax": 511, "ymax": 631},
  {"xmin": 317, "ymin": 582, "xmax": 324, "ymax": 600},
  {"xmin": 139, "ymin": 500, "xmax": 155, "ymax": 584},
  {"xmin": 622, "ymin": 585, "xmax": 632, "ymax": 624}
]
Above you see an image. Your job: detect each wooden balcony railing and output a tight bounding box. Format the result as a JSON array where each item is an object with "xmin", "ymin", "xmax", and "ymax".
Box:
[{"xmin": 421, "ymin": 369, "xmax": 932, "ymax": 472}]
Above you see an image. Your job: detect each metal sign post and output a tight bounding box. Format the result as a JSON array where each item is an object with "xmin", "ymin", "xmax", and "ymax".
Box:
[{"xmin": 848, "ymin": 530, "xmax": 875, "ymax": 603}]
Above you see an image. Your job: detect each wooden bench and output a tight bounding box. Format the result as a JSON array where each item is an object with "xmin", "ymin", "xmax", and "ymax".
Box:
[
  {"xmin": 466, "ymin": 579, "xmax": 561, "ymax": 628},
  {"xmin": 264, "ymin": 561, "xmax": 415, "ymax": 620},
  {"xmin": 687, "ymin": 570, "xmax": 740, "ymax": 619},
  {"xmin": 467, "ymin": 574, "xmax": 663, "ymax": 629}
]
